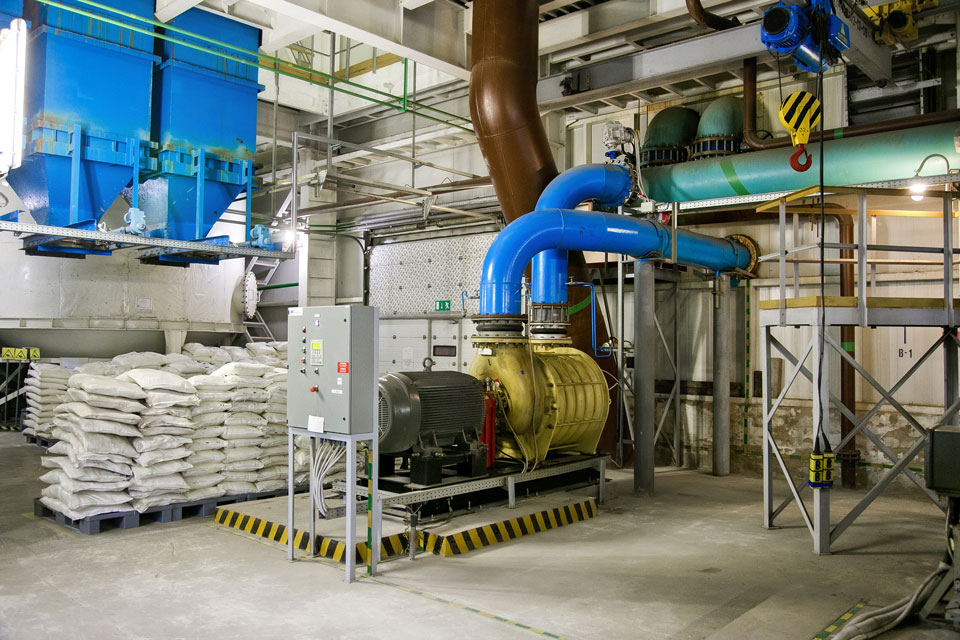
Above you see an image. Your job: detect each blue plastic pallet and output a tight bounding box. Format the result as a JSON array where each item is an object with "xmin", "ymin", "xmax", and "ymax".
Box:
[{"xmin": 34, "ymin": 486, "xmax": 308, "ymax": 535}]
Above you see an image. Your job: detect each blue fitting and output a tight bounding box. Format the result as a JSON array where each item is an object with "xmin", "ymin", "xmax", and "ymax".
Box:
[
  {"xmin": 479, "ymin": 210, "xmax": 752, "ymax": 316},
  {"xmin": 249, "ymin": 224, "xmax": 273, "ymax": 249},
  {"xmin": 531, "ymin": 164, "xmax": 633, "ymax": 304},
  {"xmin": 121, "ymin": 207, "xmax": 146, "ymax": 235}
]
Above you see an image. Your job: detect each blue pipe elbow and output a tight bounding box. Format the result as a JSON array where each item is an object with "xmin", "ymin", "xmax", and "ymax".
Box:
[
  {"xmin": 479, "ymin": 210, "xmax": 752, "ymax": 316},
  {"xmin": 531, "ymin": 164, "xmax": 633, "ymax": 304}
]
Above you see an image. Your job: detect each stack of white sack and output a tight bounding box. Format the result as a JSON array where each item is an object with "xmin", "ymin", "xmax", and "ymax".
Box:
[
  {"xmin": 185, "ymin": 373, "xmax": 238, "ymax": 499},
  {"xmin": 117, "ymin": 369, "xmax": 200, "ymax": 511},
  {"xmin": 22, "ymin": 363, "xmax": 72, "ymax": 439},
  {"xmin": 209, "ymin": 361, "xmax": 274, "ymax": 495},
  {"xmin": 268, "ymin": 341, "xmax": 288, "ymax": 360},
  {"xmin": 182, "ymin": 343, "xmax": 231, "ymax": 370},
  {"xmin": 245, "ymin": 342, "xmax": 283, "ymax": 367},
  {"xmin": 40, "ymin": 373, "xmax": 146, "ymax": 520},
  {"xmin": 222, "ymin": 346, "xmax": 252, "ymax": 362},
  {"xmin": 257, "ymin": 367, "xmax": 293, "ymax": 492},
  {"xmin": 161, "ymin": 352, "xmax": 208, "ymax": 377}
]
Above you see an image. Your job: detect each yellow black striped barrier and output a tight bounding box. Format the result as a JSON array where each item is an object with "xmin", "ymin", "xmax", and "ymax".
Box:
[
  {"xmin": 419, "ymin": 498, "xmax": 598, "ymax": 557},
  {"xmin": 215, "ymin": 496, "xmax": 597, "ymax": 561},
  {"xmin": 214, "ymin": 507, "xmax": 406, "ymax": 563}
]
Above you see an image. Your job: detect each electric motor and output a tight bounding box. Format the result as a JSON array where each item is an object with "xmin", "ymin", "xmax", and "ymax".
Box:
[{"xmin": 378, "ymin": 371, "xmax": 486, "ymax": 455}]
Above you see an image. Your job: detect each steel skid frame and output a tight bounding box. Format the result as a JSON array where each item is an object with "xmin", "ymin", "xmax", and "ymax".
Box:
[{"xmin": 759, "ymin": 186, "xmax": 959, "ymax": 554}]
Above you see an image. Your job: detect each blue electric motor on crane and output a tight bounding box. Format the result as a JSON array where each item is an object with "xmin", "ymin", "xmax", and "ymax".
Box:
[{"xmin": 761, "ymin": 0, "xmax": 850, "ymax": 72}]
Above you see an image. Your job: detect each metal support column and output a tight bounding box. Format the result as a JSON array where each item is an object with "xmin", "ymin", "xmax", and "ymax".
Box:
[
  {"xmin": 812, "ymin": 316, "xmax": 832, "ymax": 555},
  {"xmin": 713, "ymin": 274, "xmax": 732, "ymax": 476},
  {"xmin": 762, "ymin": 325, "xmax": 775, "ymax": 528},
  {"xmin": 674, "ymin": 279, "xmax": 682, "ymax": 467},
  {"xmin": 946, "ymin": 328, "xmax": 959, "ymax": 426},
  {"xmin": 634, "ymin": 261, "xmax": 656, "ymax": 495},
  {"xmin": 345, "ymin": 440, "xmax": 357, "ymax": 581}
]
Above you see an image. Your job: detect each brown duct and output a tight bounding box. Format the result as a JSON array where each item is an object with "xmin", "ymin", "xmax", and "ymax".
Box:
[
  {"xmin": 742, "ymin": 57, "xmax": 960, "ymax": 151},
  {"xmin": 470, "ymin": 0, "xmax": 557, "ymax": 223},
  {"xmin": 686, "ymin": 0, "xmax": 739, "ymax": 31},
  {"xmin": 470, "ymin": 0, "xmax": 622, "ymax": 456},
  {"xmin": 837, "ymin": 217, "xmax": 857, "ymax": 488}
]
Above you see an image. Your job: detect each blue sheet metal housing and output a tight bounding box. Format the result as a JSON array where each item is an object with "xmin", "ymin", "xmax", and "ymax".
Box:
[
  {"xmin": 0, "ymin": 0, "xmax": 22, "ymax": 27},
  {"xmin": 145, "ymin": 8, "xmax": 261, "ymax": 241},
  {"xmin": 5, "ymin": 23, "xmax": 156, "ymax": 227}
]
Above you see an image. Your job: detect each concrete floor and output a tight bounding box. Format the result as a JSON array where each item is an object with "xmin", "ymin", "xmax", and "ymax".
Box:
[{"xmin": 1, "ymin": 431, "xmax": 957, "ymax": 640}]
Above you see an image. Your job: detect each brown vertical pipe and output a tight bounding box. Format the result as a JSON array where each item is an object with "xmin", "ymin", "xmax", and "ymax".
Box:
[
  {"xmin": 470, "ymin": 0, "xmax": 621, "ymax": 456},
  {"xmin": 686, "ymin": 0, "xmax": 739, "ymax": 31},
  {"xmin": 743, "ymin": 57, "xmax": 960, "ymax": 151},
  {"xmin": 837, "ymin": 216, "xmax": 858, "ymax": 488},
  {"xmin": 469, "ymin": 0, "xmax": 557, "ymax": 223}
]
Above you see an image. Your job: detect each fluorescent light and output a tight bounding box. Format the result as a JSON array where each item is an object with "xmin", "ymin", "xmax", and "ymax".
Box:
[{"xmin": 0, "ymin": 19, "xmax": 27, "ymax": 175}]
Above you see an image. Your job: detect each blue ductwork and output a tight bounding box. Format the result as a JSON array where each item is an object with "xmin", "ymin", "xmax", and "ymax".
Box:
[
  {"xmin": 479, "ymin": 209, "xmax": 753, "ymax": 316},
  {"xmin": 531, "ymin": 164, "xmax": 633, "ymax": 304}
]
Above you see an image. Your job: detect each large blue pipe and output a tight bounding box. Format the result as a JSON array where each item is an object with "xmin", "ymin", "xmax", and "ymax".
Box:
[
  {"xmin": 479, "ymin": 209, "xmax": 753, "ymax": 316},
  {"xmin": 531, "ymin": 164, "xmax": 633, "ymax": 304}
]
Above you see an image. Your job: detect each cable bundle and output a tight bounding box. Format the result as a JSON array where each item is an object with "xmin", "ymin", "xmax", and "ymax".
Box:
[{"xmin": 311, "ymin": 441, "xmax": 346, "ymax": 518}]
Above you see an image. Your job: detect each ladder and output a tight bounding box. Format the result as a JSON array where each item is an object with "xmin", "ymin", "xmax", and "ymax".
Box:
[{"xmin": 242, "ymin": 257, "xmax": 283, "ymax": 343}]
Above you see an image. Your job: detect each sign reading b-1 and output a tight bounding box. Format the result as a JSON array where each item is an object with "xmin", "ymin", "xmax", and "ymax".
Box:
[{"xmin": 1, "ymin": 347, "xmax": 40, "ymax": 361}]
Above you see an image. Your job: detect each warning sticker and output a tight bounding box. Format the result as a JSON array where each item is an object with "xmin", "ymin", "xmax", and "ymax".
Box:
[{"xmin": 337, "ymin": 362, "xmax": 349, "ymax": 374}]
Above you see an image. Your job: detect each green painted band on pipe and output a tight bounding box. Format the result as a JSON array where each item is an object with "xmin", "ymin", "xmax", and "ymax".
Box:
[
  {"xmin": 258, "ymin": 282, "xmax": 298, "ymax": 291},
  {"xmin": 567, "ymin": 297, "xmax": 592, "ymax": 316},
  {"xmin": 841, "ymin": 341, "xmax": 856, "ymax": 352},
  {"xmin": 36, "ymin": 0, "xmax": 472, "ymax": 131},
  {"xmin": 720, "ymin": 159, "xmax": 750, "ymax": 196},
  {"xmin": 642, "ymin": 122, "xmax": 960, "ymax": 202}
]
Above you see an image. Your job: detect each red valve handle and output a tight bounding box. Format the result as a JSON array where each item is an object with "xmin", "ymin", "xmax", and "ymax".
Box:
[{"xmin": 789, "ymin": 144, "xmax": 812, "ymax": 172}]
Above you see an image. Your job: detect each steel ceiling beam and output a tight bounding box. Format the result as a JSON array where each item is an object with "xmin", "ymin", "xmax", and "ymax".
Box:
[
  {"xmin": 537, "ymin": 22, "xmax": 767, "ymax": 111},
  {"xmin": 237, "ymin": 0, "xmax": 470, "ymax": 79}
]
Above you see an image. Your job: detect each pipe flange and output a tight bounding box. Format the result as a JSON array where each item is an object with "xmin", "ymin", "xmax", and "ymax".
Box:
[
  {"xmin": 637, "ymin": 146, "xmax": 688, "ymax": 168},
  {"xmin": 472, "ymin": 314, "xmax": 525, "ymax": 337},
  {"xmin": 529, "ymin": 336, "xmax": 573, "ymax": 345},
  {"xmin": 728, "ymin": 233, "xmax": 760, "ymax": 274},
  {"xmin": 689, "ymin": 136, "xmax": 740, "ymax": 161}
]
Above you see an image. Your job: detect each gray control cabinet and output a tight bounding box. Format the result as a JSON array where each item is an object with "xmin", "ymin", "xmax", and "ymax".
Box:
[{"xmin": 287, "ymin": 306, "xmax": 378, "ymax": 435}]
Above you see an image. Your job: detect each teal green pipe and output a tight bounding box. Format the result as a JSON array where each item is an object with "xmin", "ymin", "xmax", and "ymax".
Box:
[
  {"xmin": 642, "ymin": 121, "xmax": 960, "ymax": 202},
  {"xmin": 695, "ymin": 97, "xmax": 743, "ymax": 139},
  {"xmin": 642, "ymin": 106, "xmax": 700, "ymax": 150}
]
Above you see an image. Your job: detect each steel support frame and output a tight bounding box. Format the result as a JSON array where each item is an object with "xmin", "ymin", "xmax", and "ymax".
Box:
[
  {"xmin": 762, "ymin": 325, "xmax": 958, "ymax": 554},
  {"xmin": 287, "ymin": 427, "xmax": 379, "ymax": 584}
]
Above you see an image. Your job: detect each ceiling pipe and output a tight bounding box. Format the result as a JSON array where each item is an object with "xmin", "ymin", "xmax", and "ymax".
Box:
[
  {"xmin": 470, "ymin": 0, "xmax": 557, "ymax": 222},
  {"xmin": 743, "ymin": 57, "xmax": 960, "ymax": 151}
]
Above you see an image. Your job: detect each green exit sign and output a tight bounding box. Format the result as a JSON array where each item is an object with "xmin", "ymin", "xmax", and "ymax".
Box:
[{"xmin": 435, "ymin": 300, "xmax": 451, "ymax": 312}]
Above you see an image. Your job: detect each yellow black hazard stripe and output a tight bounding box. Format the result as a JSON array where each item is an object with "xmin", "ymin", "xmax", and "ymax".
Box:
[
  {"xmin": 215, "ymin": 497, "xmax": 597, "ymax": 561},
  {"xmin": 419, "ymin": 498, "xmax": 597, "ymax": 557},
  {"xmin": 812, "ymin": 600, "xmax": 867, "ymax": 639},
  {"xmin": 214, "ymin": 507, "xmax": 409, "ymax": 564},
  {"xmin": 779, "ymin": 90, "xmax": 822, "ymax": 131},
  {"xmin": 0, "ymin": 424, "xmax": 20, "ymax": 431}
]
